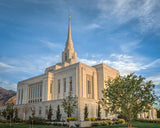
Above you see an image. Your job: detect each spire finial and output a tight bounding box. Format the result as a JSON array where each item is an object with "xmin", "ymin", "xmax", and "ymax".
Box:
[{"xmin": 65, "ymin": 14, "xmax": 73, "ymax": 50}]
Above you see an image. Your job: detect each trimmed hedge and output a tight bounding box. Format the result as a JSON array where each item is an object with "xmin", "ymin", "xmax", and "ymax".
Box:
[
  {"xmin": 92, "ymin": 120, "xmax": 113, "ymax": 127},
  {"xmin": 136, "ymin": 119, "xmax": 160, "ymax": 123}
]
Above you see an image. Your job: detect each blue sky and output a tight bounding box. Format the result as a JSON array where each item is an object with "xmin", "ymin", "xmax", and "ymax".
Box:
[{"xmin": 0, "ymin": 0, "xmax": 160, "ymax": 97}]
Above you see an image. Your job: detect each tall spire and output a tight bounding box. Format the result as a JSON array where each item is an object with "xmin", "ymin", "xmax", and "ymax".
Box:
[
  {"xmin": 65, "ymin": 14, "xmax": 73, "ymax": 50},
  {"xmin": 62, "ymin": 14, "xmax": 77, "ymax": 64}
]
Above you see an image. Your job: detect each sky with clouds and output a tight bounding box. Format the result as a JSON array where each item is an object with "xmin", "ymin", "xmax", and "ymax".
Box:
[{"xmin": 0, "ymin": 0, "xmax": 160, "ymax": 97}]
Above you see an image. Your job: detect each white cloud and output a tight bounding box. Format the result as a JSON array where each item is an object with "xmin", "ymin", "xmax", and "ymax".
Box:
[
  {"xmin": 147, "ymin": 75, "xmax": 160, "ymax": 85},
  {"xmin": 78, "ymin": 58, "xmax": 98, "ymax": 66},
  {"xmin": 0, "ymin": 77, "xmax": 17, "ymax": 91},
  {"xmin": 97, "ymin": 0, "xmax": 160, "ymax": 33},
  {"xmin": 0, "ymin": 62, "xmax": 14, "ymax": 68},
  {"xmin": 79, "ymin": 53, "xmax": 160, "ymax": 76},
  {"xmin": 0, "ymin": 54, "xmax": 61, "ymax": 75},
  {"xmin": 0, "ymin": 62, "xmax": 14, "ymax": 72}
]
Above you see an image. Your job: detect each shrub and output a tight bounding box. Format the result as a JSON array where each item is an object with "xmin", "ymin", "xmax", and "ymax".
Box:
[
  {"xmin": 85, "ymin": 118, "xmax": 90, "ymax": 121},
  {"xmin": 136, "ymin": 119, "xmax": 160, "ymax": 123},
  {"xmin": 26, "ymin": 116, "xmax": 45, "ymax": 125},
  {"xmin": 0, "ymin": 119, "xmax": 10, "ymax": 123},
  {"xmin": 66, "ymin": 117, "xmax": 78, "ymax": 121},
  {"xmin": 91, "ymin": 117, "xmax": 95, "ymax": 121},
  {"xmin": 108, "ymin": 120, "xmax": 113, "ymax": 125},
  {"xmin": 85, "ymin": 117, "xmax": 95, "ymax": 121},
  {"xmin": 92, "ymin": 121, "xmax": 108, "ymax": 126},
  {"xmin": 119, "ymin": 119, "xmax": 125, "ymax": 124},
  {"xmin": 92, "ymin": 122, "xmax": 100, "ymax": 127},
  {"xmin": 12, "ymin": 117, "xmax": 20, "ymax": 123},
  {"xmin": 100, "ymin": 121, "xmax": 108, "ymax": 126}
]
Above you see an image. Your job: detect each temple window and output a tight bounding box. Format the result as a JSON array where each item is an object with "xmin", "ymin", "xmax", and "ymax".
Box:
[
  {"xmin": 64, "ymin": 78, "xmax": 66, "ymax": 92},
  {"xmin": 69, "ymin": 77, "xmax": 72, "ymax": 91},
  {"xmin": 58, "ymin": 79, "xmax": 60, "ymax": 93},
  {"xmin": 28, "ymin": 82, "xmax": 43, "ymax": 103}
]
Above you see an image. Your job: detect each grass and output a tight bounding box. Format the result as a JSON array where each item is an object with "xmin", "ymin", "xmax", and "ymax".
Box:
[
  {"xmin": 0, "ymin": 123, "xmax": 66, "ymax": 128},
  {"xmin": 0, "ymin": 122, "xmax": 160, "ymax": 128},
  {"xmin": 92, "ymin": 122, "xmax": 160, "ymax": 128}
]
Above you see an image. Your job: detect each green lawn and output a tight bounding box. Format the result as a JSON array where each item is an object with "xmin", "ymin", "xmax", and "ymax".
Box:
[
  {"xmin": 0, "ymin": 123, "xmax": 65, "ymax": 128},
  {"xmin": 92, "ymin": 122, "xmax": 160, "ymax": 128},
  {"xmin": 0, "ymin": 122, "xmax": 160, "ymax": 128}
]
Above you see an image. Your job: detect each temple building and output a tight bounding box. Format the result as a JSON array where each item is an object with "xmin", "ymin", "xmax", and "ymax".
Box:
[
  {"xmin": 14, "ymin": 15, "xmax": 119, "ymax": 120},
  {"xmin": 4, "ymin": 15, "xmax": 155, "ymax": 121}
]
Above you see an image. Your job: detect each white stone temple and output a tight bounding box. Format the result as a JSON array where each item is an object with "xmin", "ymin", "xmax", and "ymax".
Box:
[{"xmin": 14, "ymin": 15, "xmax": 120, "ymax": 120}]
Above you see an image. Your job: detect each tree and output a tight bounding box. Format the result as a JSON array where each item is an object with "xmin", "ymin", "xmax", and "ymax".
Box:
[
  {"xmin": 48, "ymin": 104, "xmax": 53, "ymax": 120},
  {"xmin": 155, "ymin": 99, "xmax": 160, "ymax": 118},
  {"xmin": 100, "ymin": 73, "xmax": 157, "ymax": 128},
  {"xmin": 6, "ymin": 103, "xmax": 14, "ymax": 120},
  {"xmin": 61, "ymin": 95, "xmax": 77, "ymax": 117},
  {"xmin": 97, "ymin": 104, "xmax": 101, "ymax": 118},
  {"xmin": 14, "ymin": 108, "xmax": 18, "ymax": 119},
  {"xmin": 2, "ymin": 109, "xmax": 7, "ymax": 118},
  {"xmin": 84, "ymin": 105, "xmax": 88, "ymax": 120},
  {"xmin": 56, "ymin": 105, "xmax": 62, "ymax": 121}
]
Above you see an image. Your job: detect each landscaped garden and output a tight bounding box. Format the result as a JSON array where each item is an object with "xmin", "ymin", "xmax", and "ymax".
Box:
[{"xmin": 1, "ymin": 122, "xmax": 160, "ymax": 128}]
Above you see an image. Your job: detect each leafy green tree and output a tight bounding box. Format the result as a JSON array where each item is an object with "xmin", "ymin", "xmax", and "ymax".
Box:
[
  {"xmin": 6, "ymin": 103, "xmax": 14, "ymax": 120},
  {"xmin": 100, "ymin": 73, "xmax": 157, "ymax": 128},
  {"xmin": 62, "ymin": 95, "xmax": 77, "ymax": 117},
  {"xmin": 48, "ymin": 104, "xmax": 53, "ymax": 120},
  {"xmin": 14, "ymin": 108, "xmax": 18, "ymax": 119},
  {"xmin": 56, "ymin": 105, "xmax": 62, "ymax": 121},
  {"xmin": 97, "ymin": 104, "xmax": 101, "ymax": 118},
  {"xmin": 2, "ymin": 109, "xmax": 7, "ymax": 118},
  {"xmin": 84, "ymin": 105, "xmax": 88, "ymax": 120}
]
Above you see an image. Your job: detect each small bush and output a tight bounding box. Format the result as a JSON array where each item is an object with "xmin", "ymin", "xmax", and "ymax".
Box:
[
  {"xmin": 85, "ymin": 117, "xmax": 95, "ymax": 121},
  {"xmin": 92, "ymin": 121, "xmax": 109, "ymax": 127},
  {"xmin": 85, "ymin": 117, "xmax": 90, "ymax": 121},
  {"xmin": 91, "ymin": 117, "xmax": 95, "ymax": 121},
  {"xmin": 92, "ymin": 122, "xmax": 100, "ymax": 127},
  {"xmin": 100, "ymin": 121, "xmax": 108, "ymax": 126},
  {"xmin": 12, "ymin": 117, "xmax": 21, "ymax": 123},
  {"xmin": 26, "ymin": 116, "xmax": 45, "ymax": 125},
  {"xmin": 66, "ymin": 117, "xmax": 78, "ymax": 121},
  {"xmin": 108, "ymin": 120, "xmax": 113, "ymax": 125},
  {"xmin": 0, "ymin": 119, "xmax": 10, "ymax": 123},
  {"xmin": 119, "ymin": 119, "xmax": 125, "ymax": 124}
]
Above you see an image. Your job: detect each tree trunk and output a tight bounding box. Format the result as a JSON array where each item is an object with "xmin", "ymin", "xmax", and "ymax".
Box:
[{"xmin": 127, "ymin": 121, "xmax": 132, "ymax": 128}]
